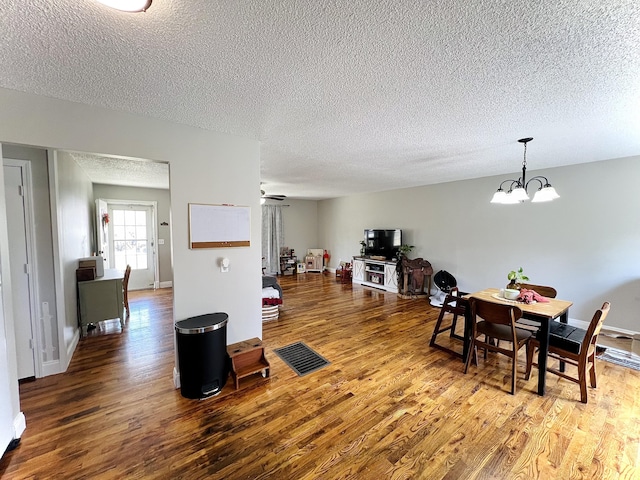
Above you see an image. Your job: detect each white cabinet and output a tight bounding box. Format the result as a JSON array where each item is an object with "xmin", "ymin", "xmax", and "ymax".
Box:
[
  {"xmin": 384, "ymin": 263, "xmax": 398, "ymax": 291},
  {"xmin": 352, "ymin": 257, "xmax": 398, "ymax": 293},
  {"xmin": 78, "ymin": 269, "xmax": 125, "ymax": 335},
  {"xmin": 352, "ymin": 258, "xmax": 365, "ymax": 283}
]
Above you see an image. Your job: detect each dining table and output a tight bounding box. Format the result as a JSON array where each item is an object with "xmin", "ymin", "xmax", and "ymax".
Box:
[{"xmin": 465, "ymin": 288, "xmax": 573, "ymax": 396}]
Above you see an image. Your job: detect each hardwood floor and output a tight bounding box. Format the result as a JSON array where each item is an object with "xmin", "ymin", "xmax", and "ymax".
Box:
[{"xmin": 2, "ymin": 274, "xmax": 639, "ymax": 479}]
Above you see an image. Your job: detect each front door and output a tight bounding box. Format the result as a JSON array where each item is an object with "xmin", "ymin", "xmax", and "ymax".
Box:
[{"xmin": 107, "ymin": 204, "xmax": 156, "ymax": 290}]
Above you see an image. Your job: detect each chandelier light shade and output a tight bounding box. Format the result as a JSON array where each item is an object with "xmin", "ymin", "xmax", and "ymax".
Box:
[
  {"xmin": 490, "ymin": 137, "xmax": 560, "ymax": 205},
  {"xmin": 96, "ymin": 0, "xmax": 152, "ymax": 12}
]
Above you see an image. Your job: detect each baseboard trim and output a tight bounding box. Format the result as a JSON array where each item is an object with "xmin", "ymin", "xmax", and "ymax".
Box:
[
  {"xmin": 159, "ymin": 281, "xmax": 173, "ymax": 289},
  {"xmin": 65, "ymin": 328, "xmax": 80, "ymax": 371},
  {"xmin": 568, "ymin": 317, "xmax": 639, "ymax": 338},
  {"xmin": 13, "ymin": 412, "xmax": 26, "ymax": 438},
  {"xmin": 41, "ymin": 359, "xmax": 61, "ymax": 377}
]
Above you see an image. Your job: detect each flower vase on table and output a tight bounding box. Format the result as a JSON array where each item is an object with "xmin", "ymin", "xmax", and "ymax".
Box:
[
  {"xmin": 506, "ymin": 279, "xmax": 521, "ymax": 291},
  {"xmin": 506, "ymin": 267, "xmax": 529, "ymax": 291}
]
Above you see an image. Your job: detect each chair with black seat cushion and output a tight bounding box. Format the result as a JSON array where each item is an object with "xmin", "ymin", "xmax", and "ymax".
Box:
[
  {"xmin": 525, "ymin": 302, "xmax": 610, "ymax": 403},
  {"xmin": 429, "ymin": 287, "xmax": 468, "ymax": 359},
  {"xmin": 464, "ymin": 297, "xmax": 533, "ymax": 394}
]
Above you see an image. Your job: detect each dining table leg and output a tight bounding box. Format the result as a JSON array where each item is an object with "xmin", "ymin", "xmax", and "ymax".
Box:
[{"xmin": 537, "ymin": 317, "xmax": 550, "ymax": 396}]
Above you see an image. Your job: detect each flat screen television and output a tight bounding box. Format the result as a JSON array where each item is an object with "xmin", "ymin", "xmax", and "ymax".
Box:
[{"xmin": 364, "ymin": 229, "xmax": 402, "ymax": 260}]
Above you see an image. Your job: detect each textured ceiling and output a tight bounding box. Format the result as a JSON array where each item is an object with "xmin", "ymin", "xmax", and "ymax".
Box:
[
  {"xmin": 1, "ymin": 1, "xmax": 639, "ymax": 198},
  {"xmin": 71, "ymin": 152, "xmax": 169, "ymax": 190}
]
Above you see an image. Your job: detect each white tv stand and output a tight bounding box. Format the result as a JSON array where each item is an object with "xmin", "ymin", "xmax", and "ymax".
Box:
[{"xmin": 352, "ymin": 257, "xmax": 398, "ymax": 293}]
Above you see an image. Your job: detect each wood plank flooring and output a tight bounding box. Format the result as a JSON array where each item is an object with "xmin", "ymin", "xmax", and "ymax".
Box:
[{"xmin": 1, "ymin": 273, "xmax": 639, "ymax": 479}]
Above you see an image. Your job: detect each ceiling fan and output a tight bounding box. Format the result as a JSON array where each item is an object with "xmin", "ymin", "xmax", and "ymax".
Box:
[{"xmin": 261, "ymin": 189, "xmax": 286, "ymax": 201}]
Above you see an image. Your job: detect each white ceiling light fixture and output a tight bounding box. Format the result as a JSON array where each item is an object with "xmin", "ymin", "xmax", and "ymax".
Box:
[
  {"xmin": 490, "ymin": 138, "xmax": 560, "ymax": 205},
  {"xmin": 96, "ymin": 0, "xmax": 152, "ymax": 12}
]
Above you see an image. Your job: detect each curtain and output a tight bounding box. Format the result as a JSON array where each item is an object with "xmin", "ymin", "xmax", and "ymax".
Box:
[{"xmin": 261, "ymin": 205, "xmax": 284, "ymax": 275}]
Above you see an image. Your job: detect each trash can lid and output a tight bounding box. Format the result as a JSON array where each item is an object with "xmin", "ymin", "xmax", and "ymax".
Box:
[{"xmin": 175, "ymin": 312, "xmax": 229, "ymax": 334}]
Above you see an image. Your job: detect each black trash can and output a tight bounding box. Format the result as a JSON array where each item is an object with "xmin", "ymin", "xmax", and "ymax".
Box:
[{"xmin": 175, "ymin": 312, "xmax": 229, "ymax": 399}]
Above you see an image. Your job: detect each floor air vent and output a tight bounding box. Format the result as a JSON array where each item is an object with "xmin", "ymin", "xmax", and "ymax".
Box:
[{"xmin": 274, "ymin": 342, "xmax": 330, "ymax": 376}]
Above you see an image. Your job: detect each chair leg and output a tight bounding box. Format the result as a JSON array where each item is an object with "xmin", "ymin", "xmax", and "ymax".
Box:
[
  {"xmin": 589, "ymin": 354, "xmax": 597, "ymax": 388},
  {"xmin": 430, "ymin": 311, "xmax": 445, "ymax": 346},
  {"xmin": 463, "ymin": 340, "xmax": 475, "ymax": 374},
  {"xmin": 578, "ymin": 362, "xmax": 588, "ymax": 403},
  {"xmin": 524, "ymin": 341, "xmax": 534, "ymax": 380},
  {"xmin": 430, "ymin": 309, "xmax": 452, "ymax": 346},
  {"xmin": 483, "ymin": 336, "xmax": 492, "ymax": 359},
  {"xmin": 449, "ymin": 314, "xmax": 458, "ymax": 337},
  {"xmin": 510, "ymin": 346, "xmax": 517, "ymax": 395}
]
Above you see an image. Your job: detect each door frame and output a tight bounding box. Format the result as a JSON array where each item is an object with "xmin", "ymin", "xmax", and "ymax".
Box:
[
  {"xmin": 3, "ymin": 159, "xmax": 43, "ymax": 378},
  {"xmin": 99, "ymin": 199, "xmax": 159, "ymax": 289}
]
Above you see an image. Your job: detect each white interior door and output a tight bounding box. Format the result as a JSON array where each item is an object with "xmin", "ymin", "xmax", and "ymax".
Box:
[
  {"xmin": 3, "ymin": 163, "xmax": 36, "ymax": 379},
  {"xmin": 108, "ymin": 204, "xmax": 156, "ymax": 290}
]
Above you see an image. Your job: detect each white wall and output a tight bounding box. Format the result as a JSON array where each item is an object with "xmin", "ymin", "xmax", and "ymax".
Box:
[
  {"xmin": 55, "ymin": 152, "xmax": 95, "ymax": 351},
  {"xmin": 93, "ymin": 184, "xmax": 173, "ymax": 285},
  {"xmin": 275, "ymin": 198, "xmax": 319, "ymax": 261},
  {"xmin": 0, "ymin": 88, "xmax": 263, "ymax": 425},
  {"xmin": 318, "ymin": 156, "xmax": 640, "ymax": 332}
]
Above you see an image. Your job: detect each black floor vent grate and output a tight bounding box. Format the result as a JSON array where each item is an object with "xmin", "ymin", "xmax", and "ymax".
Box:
[{"xmin": 274, "ymin": 342, "xmax": 330, "ymax": 376}]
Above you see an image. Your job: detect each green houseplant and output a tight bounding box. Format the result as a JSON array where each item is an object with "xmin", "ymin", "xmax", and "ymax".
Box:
[
  {"xmin": 397, "ymin": 244, "xmax": 415, "ymax": 259},
  {"xmin": 506, "ymin": 267, "xmax": 529, "ymax": 290}
]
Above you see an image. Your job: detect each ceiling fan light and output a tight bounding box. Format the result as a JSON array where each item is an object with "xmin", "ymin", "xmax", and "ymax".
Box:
[{"xmin": 96, "ymin": 0, "xmax": 152, "ymax": 12}]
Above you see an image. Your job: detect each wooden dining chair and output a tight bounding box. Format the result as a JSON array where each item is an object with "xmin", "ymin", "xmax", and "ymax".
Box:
[
  {"xmin": 123, "ymin": 265, "xmax": 132, "ymax": 316},
  {"xmin": 464, "ymin": 298, "xmax": 533, "ymax": 394},
  {"xmin": 525, "ymin": 302, "xmax": 610, "ymax": 403},
  {"xmin": 515, "ymin": 283, "xmax": 558, "ymax": 332},
  {"xmin": 518, "ymin": 283, "xmax": 557, "ymax": 299},
  {"xmin": 429, "ymin": 287, "xmax": 468, "ymax": 359}
]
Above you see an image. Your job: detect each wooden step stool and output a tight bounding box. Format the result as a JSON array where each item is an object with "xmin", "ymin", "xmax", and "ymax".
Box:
[{"xmin": 227, "ymin": 338, "xmax": 270, "ymax": 389}]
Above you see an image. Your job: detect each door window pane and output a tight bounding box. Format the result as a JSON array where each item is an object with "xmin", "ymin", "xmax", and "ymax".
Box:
[{"xmin": 111, "ymin": 208, "xmax": 149, "ymax": 270}]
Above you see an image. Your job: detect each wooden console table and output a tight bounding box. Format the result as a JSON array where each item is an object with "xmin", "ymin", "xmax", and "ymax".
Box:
[
  {"xmin": 227, "ymin": 338, "xmax": 270, "ymax": 389},
  {"xmin": 77, "ymin": 268, "xmax": 124, "ymax": 335}
]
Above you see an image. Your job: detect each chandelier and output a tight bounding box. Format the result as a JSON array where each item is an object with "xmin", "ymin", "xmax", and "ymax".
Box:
[{"xmin": 490, "ymin": 137, "xmax": 560, "ymax": 204}]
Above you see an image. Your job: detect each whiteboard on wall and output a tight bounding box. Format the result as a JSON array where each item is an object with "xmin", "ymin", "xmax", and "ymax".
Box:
[{"xmin": 188, "ymin": 203, "xmax": 251, "ymax": 248}]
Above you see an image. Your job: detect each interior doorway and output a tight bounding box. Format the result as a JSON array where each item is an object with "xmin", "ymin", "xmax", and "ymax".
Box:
[{"xmin": 98, "ymin": 199, "xmax": 159, "ymax": 290}]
